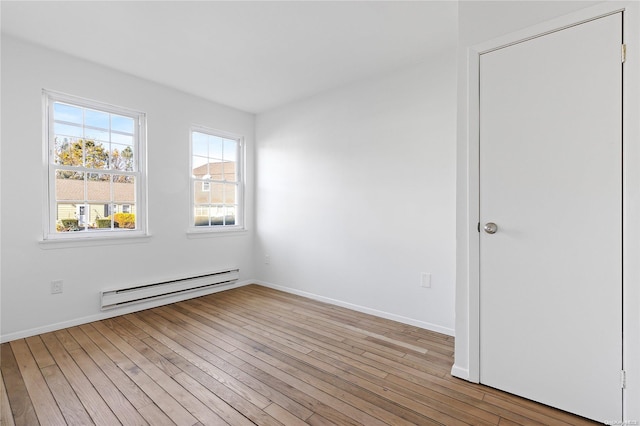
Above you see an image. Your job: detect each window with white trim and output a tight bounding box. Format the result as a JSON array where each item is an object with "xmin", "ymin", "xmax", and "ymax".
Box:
[
  {"xmin": 190, "ymin": 128, "xmax": 243, "ymax": 230},
  {"xmin": 44, "ymin": 91, "xmax": 146, "ymax": 239}
]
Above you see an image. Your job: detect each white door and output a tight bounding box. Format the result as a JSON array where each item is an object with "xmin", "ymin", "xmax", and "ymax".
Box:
[{"xmin": 479, "ymin": 13, "xmax": 622, "ymax": 422}]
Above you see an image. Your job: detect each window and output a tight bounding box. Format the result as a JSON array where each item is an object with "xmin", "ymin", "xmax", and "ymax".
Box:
[
  {"xmin": 190, "ymin": 127, "xmax": 243, "ymax": 230},
  {"xmin": 44, "ymin": 91, "xmax": 146, "ymax": 239}
]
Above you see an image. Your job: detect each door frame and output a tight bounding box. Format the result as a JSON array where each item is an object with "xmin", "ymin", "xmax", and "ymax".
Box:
[{"xmin": 457, "ymin": 2, "xmax": 640, "ymax": 421}]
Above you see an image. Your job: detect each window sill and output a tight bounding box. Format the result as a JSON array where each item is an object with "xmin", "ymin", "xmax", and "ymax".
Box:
[
  {"xmin": 39, "ymin": 233, "xmax": 151, "ymax": 249},
  {"xmin": 186, "ymin": 227, "xmax": 248, "ymax": 238}
]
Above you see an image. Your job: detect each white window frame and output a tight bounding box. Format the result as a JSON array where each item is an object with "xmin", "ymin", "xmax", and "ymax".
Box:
[
  {"xmin": 189, "ymin": 125, "xmax": 245, "ymax": 233},
  {"xmin": 42, "ymin": 90, "xmax": 148, "ymax": 241}
]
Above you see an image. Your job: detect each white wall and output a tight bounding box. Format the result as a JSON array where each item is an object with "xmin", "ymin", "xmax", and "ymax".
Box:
[
  {"xmin": 455, "ymin": 1, "xmax": 640, "ymax": 421},
  {"xmin": 255, "ymin": 52, "xmax": 457, "ymax": 334},
  {"xmin": 0, "ymin": 36, "xmax": 256, "ymax": 341}
]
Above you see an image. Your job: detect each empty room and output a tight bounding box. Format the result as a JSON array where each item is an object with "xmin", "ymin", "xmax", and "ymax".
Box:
[{"xmin": 1, "ymin": 1, "xmax": 638, "ymax": 425}]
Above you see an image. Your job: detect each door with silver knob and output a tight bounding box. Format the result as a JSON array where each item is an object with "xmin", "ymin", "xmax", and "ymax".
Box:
[{"xmin": 478, "ymin": 12, "xmax": 622, "ymax": 422}]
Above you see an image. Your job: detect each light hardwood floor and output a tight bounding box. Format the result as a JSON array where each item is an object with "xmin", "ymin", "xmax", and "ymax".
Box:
[{"xmin": 1, "ymin": 284, "xmax": 599, "ymax": 425}]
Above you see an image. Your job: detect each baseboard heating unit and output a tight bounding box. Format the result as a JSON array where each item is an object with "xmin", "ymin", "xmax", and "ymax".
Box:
[{"xmin": 100, "ymin": 268, "xmax": 240, "ymax": 310}]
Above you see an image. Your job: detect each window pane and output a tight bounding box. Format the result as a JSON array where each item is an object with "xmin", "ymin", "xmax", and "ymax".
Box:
[
  {"xmin": 223, "ymin": 183, "xmax": 236, "ymax": 204},
  {"xmin": 111, "ymin": 144, "xmax": 134, "ymax": 171},
  {"xmin": 113, "ymin": 205, "xmax": 136, "ymax": 229},
  {"xmin": 87, "ymin": 174, "xmax": 110, "ymax": 201},
  {"xmin": 54, "ymin": 103, "xmax": 82, "ymax": 124},
  {"xmin": 84, "ymin": 128, "xmax": 110, "ymax": 143},
  {"xmin": 88, "ymin": 172, "xmax": 110, "ymax": 181},
  {"xmin": 192, "ymin": 156, "xmax": 209, "ymax": 177},
  {"xmin": 84, "ymin": 140, "xmax": 109, "ymax": 169},
  {"xmin": 210, "ymin": 206, "xmax": 226, "ymax": 226},
  {"xmin": 96, "ymin": 214, "xmax": 113, "ymax": 229},
  {"xmin": 193, "ymin": 132, "xmax": 209, "ymax": 157},
  {"xmin": 210, "ymin": 161, "xmax": 224, "ymax": 181},
  {"xmin": 224, "ymin": 206, "xmax": 236, "ymax": 226},
  {"xmin": 210, "ymin": 183, "xmax": 224, "ymax": 203},
  {"xmin": 84, "ymin": 109, "xmax": 109, "ymax": 129},
  {"xmin": 56, "ymin": 203, "xmax": 81, "ymax": 232},
  {"xmin": 113, "ymin": 175, "xmax": 135, "ymax": 203},
  {"xmin": 111, "ymin": 114, "xmax": 134, "ymax": 133},
  {"xmin": 54, "ymin": 122, "xmax": 83, "ymax": 138},
  {"xmin": 56, "ymin": 171, "xmax": 84, "ymax": 201},
  {"xmin": 76, "ymin": 204, "xmax": 89, "ymax": 228},
  {"xmin": 223, "ymin": 138, "xmax": 237, "ymax": 162},
  {"xmin": 209, "ymin": 135, "xmax": 223, "ymax": 160},
  {"xmin": 54, "ymin": 137, "xmax": 82, "ymax": 166},
  {"xmin": 194, "ymin": 207, "xmax": 211, "ymax": 227},
  {"xmin": 194, "ymin": 181, "xmax": 211, "ymax": 204},
  {"xmin": 111, "ymin": 132, "xmax": 133, "ymax": 145},
  {"xmin": 85, "ymin": 203, "xmax": 104, "ymax": 227},
  {"xmin": 223, "ymin": 160, "xmax": 237, "ymax": 182}
]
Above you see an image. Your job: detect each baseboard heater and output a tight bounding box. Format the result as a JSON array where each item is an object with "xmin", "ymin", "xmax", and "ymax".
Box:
[{"xmin": 100, "ymin": 268, "xmax": 239, "ymax": 310}]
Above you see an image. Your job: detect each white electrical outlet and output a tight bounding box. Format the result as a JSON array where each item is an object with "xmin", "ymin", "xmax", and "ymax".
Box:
[
  {"xmin": 265, "ymin": 254, "xmax": 271, "ymax": 265},
  {"xmin": 51, "ymin": 280, "xmax": 63, "ymax": 294},
  {"xmin": 420, "ymin": 273, "xmax": 431, "ymax": 288}
]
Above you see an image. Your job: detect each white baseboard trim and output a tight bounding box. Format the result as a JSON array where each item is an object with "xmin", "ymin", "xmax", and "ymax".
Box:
[
  {"xmin": 254, "ymin": 280, "xmax": 455, "ymax": 336},
  {"xmin": 2, "ymin": 279, "xmax": 456, "ymax": 343},
  {"xmin": 0, "ymin": 280, "xmax": 252, "ymax": 344},
  {"xmin": 451, "ymin": 364, "xmax": 472, "ymax": 381}
]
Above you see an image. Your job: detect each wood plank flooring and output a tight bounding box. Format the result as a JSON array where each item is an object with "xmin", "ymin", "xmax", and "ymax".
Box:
[{"xmin": 0, "ymin": 284, "xmax": 600, "ymax": 425}]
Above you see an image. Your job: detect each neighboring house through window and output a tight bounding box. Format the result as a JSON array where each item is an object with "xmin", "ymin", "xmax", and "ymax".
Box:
[
  {"xmin": 190, "ymin": 127, "xmax": 243, "ymax": 230},
  {"xmin": 44, "ymin": 90, "xmax": 146, "ymax": 238}
]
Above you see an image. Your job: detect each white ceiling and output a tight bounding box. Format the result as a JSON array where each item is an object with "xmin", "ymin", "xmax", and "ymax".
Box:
[{"xmin": 1, "ymin": 1, "xmax": 458, "ymax": 114}]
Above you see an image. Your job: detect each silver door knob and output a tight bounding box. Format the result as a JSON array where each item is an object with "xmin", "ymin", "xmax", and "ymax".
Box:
[{"xmin": 484, "ymin": 222, "xmax": 498, "ymax": 234}]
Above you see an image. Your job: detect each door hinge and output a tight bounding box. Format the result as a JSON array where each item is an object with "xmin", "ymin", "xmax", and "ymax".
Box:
[
  {"xmin": 621, "ymin": 44, "xmax": 626, "ymax": 63},
  {"xmin": 477, "ymin": 222, "xmax": 480, "ymax": 233},
  {"xmin": 621, "ymin": 370, "xmax": 626, "ymax": 389}
]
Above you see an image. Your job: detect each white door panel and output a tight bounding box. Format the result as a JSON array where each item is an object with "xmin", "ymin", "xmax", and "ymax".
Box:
[{"xmin": 479, "ymin": 13, "xmax": 622, "ymax": 422}]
